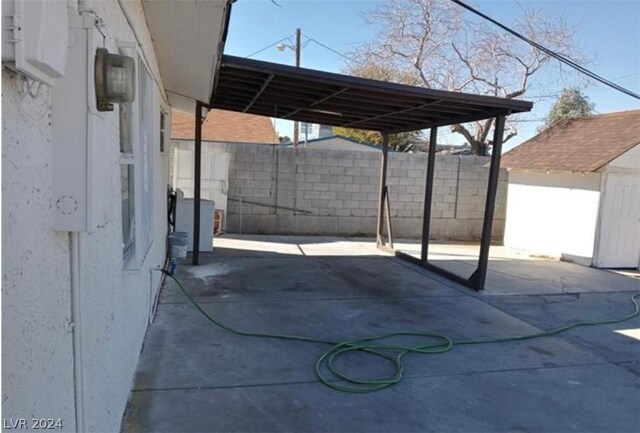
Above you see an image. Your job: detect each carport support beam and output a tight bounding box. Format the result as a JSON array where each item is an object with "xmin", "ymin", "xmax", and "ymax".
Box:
[
  {"xmin": 471, "ymin": 115, "xmax": 506, "ymax": 289},
  {"xmin": 376, "ymin": 133, "xmax": 389, "ymax": 246},
  {"xmin": 420, "ymin": 127, "xmax": 438, "ymax": 262},
  {"xmin": 192, "ymin": 100, "xmax": 203, "ymax": 265}
]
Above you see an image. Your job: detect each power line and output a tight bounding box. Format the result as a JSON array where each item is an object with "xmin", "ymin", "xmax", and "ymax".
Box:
[
  {"xmin": 448, "ymin": 0, "xmax": 640, "ymax": 100},
  {"xmin": 611, "ymin": 71, "xmax": 640, "ymax": 81},
  {"xmin": 245, "ymin": 35, "xmax": 293, "ymax": 58},
  {"xmin": 301, "ymin": 33, "xmax": 353, "ymax": 61}
]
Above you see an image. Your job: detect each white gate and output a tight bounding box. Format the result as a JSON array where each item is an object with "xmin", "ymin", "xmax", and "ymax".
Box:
[
  {"xmin": 595, "ymin": 173, "xmax": 640, "ymax": 268},
  {"xmin": 173, "ymin": 146, "xmax": 230, "ymax": 230}
]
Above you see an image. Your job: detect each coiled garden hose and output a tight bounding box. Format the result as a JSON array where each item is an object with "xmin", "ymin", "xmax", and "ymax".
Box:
[{"xmin": 163, "ymin": 271, "xmax": 640, "ymax": 393}]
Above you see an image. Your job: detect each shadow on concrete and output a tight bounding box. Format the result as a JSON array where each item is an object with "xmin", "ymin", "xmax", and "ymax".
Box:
[{"xmin": 122, "ymin": 236, "xmax": 640, "ymax": 433}]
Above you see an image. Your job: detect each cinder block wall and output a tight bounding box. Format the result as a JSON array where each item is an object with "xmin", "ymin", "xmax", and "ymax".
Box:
[{"xmin": 172, "ymin": 140, "xmax": 508, "ymax": 240}]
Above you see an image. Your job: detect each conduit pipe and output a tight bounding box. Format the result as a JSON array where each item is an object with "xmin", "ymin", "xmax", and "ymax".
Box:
[{"xmin": 69, "ymin": 232, "xmax": 85, "ymax": 433}]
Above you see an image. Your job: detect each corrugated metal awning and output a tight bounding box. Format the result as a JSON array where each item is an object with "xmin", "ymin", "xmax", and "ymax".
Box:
[{"xmin": 209, "ymin": 55, "xmax": 533, "ymax": 133}]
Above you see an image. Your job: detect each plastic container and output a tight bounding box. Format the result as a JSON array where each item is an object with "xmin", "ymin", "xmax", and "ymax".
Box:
[{"xmin": 169, "ymin": 232, "xmax": 188, "ymax": 259}]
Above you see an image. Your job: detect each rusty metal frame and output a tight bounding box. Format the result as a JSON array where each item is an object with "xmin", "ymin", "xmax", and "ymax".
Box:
[{"xmin": 380, "ymin": 116, "xmax": 507, "ymax": 291}]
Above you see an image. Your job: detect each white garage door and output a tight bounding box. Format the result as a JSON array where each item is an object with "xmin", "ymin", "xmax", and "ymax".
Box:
[{"xmin": 596, "ymin": 173, "xmax": 640, "ymax": 268}]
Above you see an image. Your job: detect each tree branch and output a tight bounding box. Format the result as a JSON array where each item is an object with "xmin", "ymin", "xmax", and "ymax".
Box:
[{"xmin": 479, "ymin": 118, "xmax": 495, "ymax": 144}]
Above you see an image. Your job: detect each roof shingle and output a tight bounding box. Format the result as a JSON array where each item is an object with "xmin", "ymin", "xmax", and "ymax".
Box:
[
  {"xmin": 501, "ymin": 110, "xmax": 640, "ymax": 172},
  {"xmin": 172, "ymin": 109, "xmax": 278, "ymax": 144}
]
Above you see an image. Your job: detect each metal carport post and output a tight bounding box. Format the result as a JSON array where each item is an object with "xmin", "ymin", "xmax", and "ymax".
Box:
[
  {"xmin": 192, "ymin": 100, "xmax": 203, "ymax": 266},
  {"xmin": 376, "ymin": 133, "xmax": 394, "ymax": 251},
  {"xmin": 390, "ymin": 115, "xmax": 507, "ymax": 291}
]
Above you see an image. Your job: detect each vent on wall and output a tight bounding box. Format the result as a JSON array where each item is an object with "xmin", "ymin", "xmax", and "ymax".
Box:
[{"xmin": 2, "ymin": 0, "xmax": 68, "ymax": 86}]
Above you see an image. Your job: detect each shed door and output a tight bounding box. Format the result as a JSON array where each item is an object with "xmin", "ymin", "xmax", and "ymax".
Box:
[{"xmin": 596, "ymin": 173, "xmax": 640, "ymax": 268}]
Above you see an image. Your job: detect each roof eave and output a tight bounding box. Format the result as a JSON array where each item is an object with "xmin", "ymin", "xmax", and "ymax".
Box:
[{"xmin": 142, "ymin": 0, "xmax": 234, "ymax": 113}]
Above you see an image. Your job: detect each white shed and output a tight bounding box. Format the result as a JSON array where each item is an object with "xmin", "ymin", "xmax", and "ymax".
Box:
[{"xmin": 502, "ymin": 110, "xmax": 640, "ymax": 269}]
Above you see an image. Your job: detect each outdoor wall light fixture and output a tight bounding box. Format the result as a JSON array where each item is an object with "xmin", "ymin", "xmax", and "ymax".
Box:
[{"xmin": 94, "ymin": 48, "xmax": 135, "ymax": 111}]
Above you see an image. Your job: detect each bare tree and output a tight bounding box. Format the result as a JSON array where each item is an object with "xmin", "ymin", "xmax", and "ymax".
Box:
[
  {"xmin": 347, "ymin": 0, "xmax": 581, "ymax": 155},
  {"xmin": 332, "ymin": 63, "xmax": 423, "ymax": 152}
]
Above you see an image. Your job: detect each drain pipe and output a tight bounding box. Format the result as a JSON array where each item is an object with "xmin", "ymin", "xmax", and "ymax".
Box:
[{"xmin": 69, "ymin": 232, "xmax": 85, "ymax": 433}]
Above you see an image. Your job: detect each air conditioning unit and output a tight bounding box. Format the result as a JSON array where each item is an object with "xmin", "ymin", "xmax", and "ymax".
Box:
[{"xmin": 2, "ymin": 0, "xmax": 68, "ymax": 86}]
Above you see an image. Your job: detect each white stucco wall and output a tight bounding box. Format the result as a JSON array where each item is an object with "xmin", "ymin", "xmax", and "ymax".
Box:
[
  {"xmin": 504, "ymin": 170, "xmax": 602, "ymax": 264},
  {"xmin": 2, "ymin": 69, "xmax": 77, "ymax": 430},
  {"xmin": 2, "ymin": 2, "xmax": 170, "ymax": 432},
  {"xmin": 608, "ymin": 143, "xmax": 640, "ymax": 171}
]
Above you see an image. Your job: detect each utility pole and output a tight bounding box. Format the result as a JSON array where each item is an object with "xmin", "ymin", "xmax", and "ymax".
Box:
[
  {"xmin": 277, "ymin": 28, "xmax": 302, "ymax": 147},
  {"xmin": 293, "ymin": 28, "xmax": 301, "ymax": 147}
]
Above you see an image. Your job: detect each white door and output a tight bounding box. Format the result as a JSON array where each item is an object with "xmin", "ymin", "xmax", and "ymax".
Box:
[
  {"xmin": 173, "ymin": 147, "xmax": 230, "ymax": 230},
  {"xmin": 595, "ymin": 173, "xmax": 640, "ymax": 268},
  {"xmin": 174, "ymin": 148, "xmax": 194, "ymax": 197},
  {"xmin": 202, "ymin": 151, "xmax": 229, "ymax": 230}
]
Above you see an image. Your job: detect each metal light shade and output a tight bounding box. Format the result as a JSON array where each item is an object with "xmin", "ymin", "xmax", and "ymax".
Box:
[{"xmin": 95, "ymin": 48, "xmax": 135, "ymax": 112}]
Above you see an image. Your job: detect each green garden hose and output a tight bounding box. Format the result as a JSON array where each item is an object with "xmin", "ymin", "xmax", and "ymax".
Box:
[{"xmin": 163, "ymin": 271, "xmax": 640, "ymax": 393}]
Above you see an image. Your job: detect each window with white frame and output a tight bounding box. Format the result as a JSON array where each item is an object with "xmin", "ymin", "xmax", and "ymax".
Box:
[
  {"xmin": 120, "ymin": 92, "xmax": 135, "ymax": 262},
  {"xmin": 160, "ymin": 111, "xmax": 167, "ymax": 153},
  {"xmin": 138, "ymin": 59, "xmax": 155, "ymax": 259},
  {"xmin": 119, "ymin": 47, "xmax": 157, "ymax": 267}
]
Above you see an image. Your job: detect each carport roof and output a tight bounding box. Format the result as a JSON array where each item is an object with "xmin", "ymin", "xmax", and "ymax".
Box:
[{"xmin": 209, "ymin": 55, "xmax": 533, "ymax": 133}]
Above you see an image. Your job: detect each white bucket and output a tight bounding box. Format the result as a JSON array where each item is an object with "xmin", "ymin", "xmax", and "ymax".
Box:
[{"xmin": 169, "ymin": 232, "xmax": 188, "ymax": 259}]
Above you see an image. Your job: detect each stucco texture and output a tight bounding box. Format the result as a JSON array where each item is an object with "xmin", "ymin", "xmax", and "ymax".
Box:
[
  {"xmin": 2, "ymin": 69, "xmax": 76, "ymax": 430},
  {"xmin": 2, "ymin": 1, "xmax": 170, "ymax": 432}
]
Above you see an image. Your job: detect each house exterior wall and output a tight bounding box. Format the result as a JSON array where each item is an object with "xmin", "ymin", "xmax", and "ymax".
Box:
[
  {"xmin": 2, "ymin": 2, "xmax": 169, "ymax": 432},
  {"xmin": 172, "ymin": 141, "xmax": 508, "ymax": 240},
  {"xmin": 607, "ymin": 142, "xmax": 640, "ymax": 171},
  {"xmin": 2, "ymin": 68, "xmax": 77, "ymax": 430},
  {"xmin": 504, "ymin": 169, "xmax": 602, "ymax": 264}
]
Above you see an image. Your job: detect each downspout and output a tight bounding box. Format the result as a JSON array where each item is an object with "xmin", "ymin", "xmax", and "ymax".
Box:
[{"xmin": 69, "ymin": 232, "xmax": 85, "ymax": 433}]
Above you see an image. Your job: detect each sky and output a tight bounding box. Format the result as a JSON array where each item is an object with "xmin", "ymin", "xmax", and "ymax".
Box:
[{"xmin": 224, "ymin": 0, "xmax": 640, "ymax": 150}]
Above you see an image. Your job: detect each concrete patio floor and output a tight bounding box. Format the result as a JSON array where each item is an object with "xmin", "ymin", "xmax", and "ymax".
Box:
[{"xmin": 121, "ymin": 235, "xmax": 640, "ymax": 433}]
